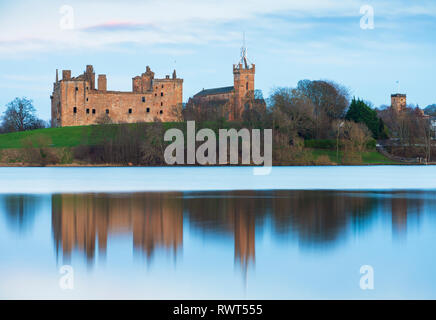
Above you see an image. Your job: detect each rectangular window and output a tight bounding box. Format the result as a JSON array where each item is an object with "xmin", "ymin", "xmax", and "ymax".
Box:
[
  {"xmin": 86, "ymin": 108, "xmax": 90, "ymax": 114},
  {"xmin": 106, "ymin": 109, "xmax": 109, "ymax": 114},
  {"xmin": 142, "ymin": 97, "xmax": 146, "ymax": 102},
  {"xmin": 146, "ymin": 108, "xmax": 150, "ymax": 113},
  {"xmin": 75, "ymin": 87, "xmax": 78, "ymax": 91},
  {"xmin": 159, "ymin": 110, "xmax": 163, "ymax": 114},
  {"xmin": 129, "ymin": 108, "xmax": 132, "ymax": 114},
  {"xmin": 160, "ymin": 92, "xmax": 163, "ymax": 96},
  {"xmin": 92, "ymin": 109, "xmax": 96, "ymax": 114},
  {"xmin": 73, "ymin": 107, "xmax": 77, "ymax": 113}
]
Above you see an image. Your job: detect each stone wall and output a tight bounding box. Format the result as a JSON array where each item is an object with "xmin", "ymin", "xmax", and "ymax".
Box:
[
  {"xmin": 232, "ymin": 64, "xmax": 255, "ymax": 120},
  {"xmin": 391, "ymin": 94, "xmax": 407, "ymax": 112},
  {"xmin": 51, "ymin": 65, "xmax": 183, "ymax": 127}
]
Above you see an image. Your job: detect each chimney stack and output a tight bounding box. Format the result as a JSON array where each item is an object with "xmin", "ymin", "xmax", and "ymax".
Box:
[{"xmin": 62, "ymin": 70, "xmax": 71, "ymax": 80}]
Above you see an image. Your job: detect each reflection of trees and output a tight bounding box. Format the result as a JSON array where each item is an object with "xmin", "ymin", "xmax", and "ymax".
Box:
[
  {"xmin": 47, "ymin": 190, "xmax": 432, "ymax": 269},
  {"xmin": 0, "ymin": 194, "xmax": 43, "ymax": 232},
  {"xmin": 185, "ymin": 191, "xmax": 379, "ymax": 253},
  {"xmin": 271, "ymin": 191, "xmax": 378, "ymax": 247},
  {"xmin": 386, "ymin": 192, "xmax": 424, "ymax": 238},
  {"xmin": 51, "ymin": 193, "xmax": 183, "ymax": 263}
]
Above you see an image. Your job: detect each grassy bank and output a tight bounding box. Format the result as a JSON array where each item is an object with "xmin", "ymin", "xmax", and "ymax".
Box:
[
  {"xmin": 311, "ymin": 149, "xmax": 396, "ymax": 165},
  {"xmin": 0, "ymin": 126, "xmax": 93, "ymax": 149},
  {"xmin": 0, "ymin": 123, "xmax": 184, "ymax": 149},
  {"xmin": 0, "ymin": 124, "xmax": 397, "ymax": 165}
]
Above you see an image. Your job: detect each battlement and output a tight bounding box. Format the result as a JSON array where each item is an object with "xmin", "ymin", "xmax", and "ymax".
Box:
[
  {"xmin": 391, "ymin": 93, "xmax": 407, "ymax": 112},
  {"xmin": 233, "ymin": 63, "xmax": 255, "ymax": 73}
]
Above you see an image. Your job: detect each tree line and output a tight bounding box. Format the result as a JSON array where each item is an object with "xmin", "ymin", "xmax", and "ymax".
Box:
[{"xmin": 1, "ymin": 79, "xmax": 434, "ymax": 165}]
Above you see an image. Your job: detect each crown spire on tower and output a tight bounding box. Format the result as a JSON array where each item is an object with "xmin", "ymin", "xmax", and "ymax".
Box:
[{"xmin": 237, "ymin": 32, "xmax": 252, "ymax": 69}]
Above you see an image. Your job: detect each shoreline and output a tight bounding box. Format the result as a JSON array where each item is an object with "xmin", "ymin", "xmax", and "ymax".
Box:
[{"xmin": 0, "ymin": 162, "xmax": 434, "ymax": 167}]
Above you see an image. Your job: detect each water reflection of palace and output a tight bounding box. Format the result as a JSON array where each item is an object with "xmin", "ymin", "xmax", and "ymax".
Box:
[
  {"xmin": 51, "ymin": 193, "xmax": 183, "ymax": 262},
  {"xmin": 43, "ymin": 191, "xmax": 431, "ymax": 270},
  {"xmin": 183, "ymin": 191, "xmax": 263, "ymax": 270}
]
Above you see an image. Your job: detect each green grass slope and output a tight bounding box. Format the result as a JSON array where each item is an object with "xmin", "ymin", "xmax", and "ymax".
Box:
[
  {"xmin": 0, "ymin": 123, "xmax": 180, "ymax": 149},
  {"xmin": 0, "ymin": 124, "xmax": 396, "ymax": 164}
]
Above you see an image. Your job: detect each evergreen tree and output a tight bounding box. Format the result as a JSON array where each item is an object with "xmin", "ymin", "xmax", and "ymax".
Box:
[{"xmin": 346, "ymin": 98, "xmax": 387, "ymax": 139}]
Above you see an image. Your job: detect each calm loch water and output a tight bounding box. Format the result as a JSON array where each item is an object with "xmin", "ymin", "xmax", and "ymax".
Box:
[{"xmin": 1, "ymin": 167, "xmax": 436, "ymax": 299}]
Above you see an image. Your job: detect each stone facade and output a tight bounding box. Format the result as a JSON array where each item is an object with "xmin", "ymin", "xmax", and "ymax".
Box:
[
  {"xmin": 192, "ymin": 59, "xmax": 255, "ymax": 121},
  {"xmin": 51, "ymin": 65, "xmax": 183, "ymax": 127},
  {"xmin": 391, "ymin": 93, "xmax": 407, "ymax": 112}
]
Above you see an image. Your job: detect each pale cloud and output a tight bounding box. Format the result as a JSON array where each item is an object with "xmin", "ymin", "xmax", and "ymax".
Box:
[
  {"xmin": 1, "ymin": 0, "xmax": 435, "ymax": 115},
  {"xmin": 80, "ymin": 21, "xmax": 160, "ymax": 33},
  {"xmin": 1, "ymin": 0, "xmax": 435, "ymax": 55},
  {"xmin": 0, "ymin": 0, "xmax": 365, "ymax": 54}
]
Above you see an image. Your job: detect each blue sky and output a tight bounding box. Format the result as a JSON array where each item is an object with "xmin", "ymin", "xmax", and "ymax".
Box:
[{"xmin": 0, "ymin": 0, "xmax": 436, "ymax": 120}]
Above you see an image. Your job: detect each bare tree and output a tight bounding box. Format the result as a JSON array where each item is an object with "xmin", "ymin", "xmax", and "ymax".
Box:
[
  {"xmin": 335, "ymin": 120, "xmax": 372, "ymax": 163},
  {"xmin": 378, "ymin": 105, "xmax": 433, "ymax": 159},
  {"xmin": 269, "ymin": 87, "xmax": 315, "ymax": 139},
  {"xmin": 141, "ymin": 119, "xmax": 166, "ymax": 165},
  {"xmin": 296, "ymin": 80, "xmax": 350, "ymax": 138},
  {"xmin": 419, "ymin": 117, "xmax": 433, "ymax": 163},
  {"xmin": 242, "ymin": 89, "xmax": 268, "ymax": 127},
  {"xmin": 1, "ymin": 97, "xmax": 46, "ymax": 132},
  {"xmin": 183, "ymin": 97, "xmax": 230, "ymax": 122},
  {"xmin": 168, "ymin": 103, "xmax": 184, "ymax": 122}
]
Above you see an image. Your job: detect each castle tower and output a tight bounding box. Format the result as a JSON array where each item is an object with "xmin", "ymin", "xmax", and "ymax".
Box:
[
  {"xmin": 391, "ymin": 93, "xmax": 407, "ymax": 112},
  {"xmin": 232, "ymin": 36, "xmax": 255, "ymax": 121},
  {"xmin": 84, "ymin": 65, "xmax": 95, "ymax": 90}
]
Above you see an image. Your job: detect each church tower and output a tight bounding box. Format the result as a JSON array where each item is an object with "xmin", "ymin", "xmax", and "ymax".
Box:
[
  {"xmin": 391, "ymin": 93, "xmax": 406, "ymax": 112},
  {"xmin": 232, "ymin": 35, "xmax": 255, "ymax": 121}
]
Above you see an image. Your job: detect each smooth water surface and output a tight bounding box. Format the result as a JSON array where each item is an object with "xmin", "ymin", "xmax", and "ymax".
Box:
[
  {"xmin": 1, "ymin": 166, "xmax": 436, "ymax": 193},
  {"xmin": 1, "ymin": 167, "xmax": 436, "ymax": 299}
]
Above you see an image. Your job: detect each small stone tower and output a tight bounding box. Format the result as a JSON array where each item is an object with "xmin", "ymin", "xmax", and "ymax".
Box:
[
  {"xmin": 391, "ymin": 93, "xmax": 407, "ymax": 112},
  {"xmin": 232, "ymin": 38, "xmax": 255, "ymax": 121}
]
